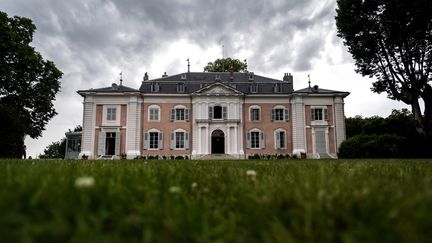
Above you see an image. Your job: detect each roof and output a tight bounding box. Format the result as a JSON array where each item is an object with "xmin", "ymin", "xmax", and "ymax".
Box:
[
  {"xmin": 139, "ymin": 72, "xmax": 293, "ymax": 94},
  {"xmin": 77, "ymin": 83, "xmax": 139, "ymax": 95},
  {"xmin": 294, "ymin": 85, "xmax": 350, "ymax": 96}
]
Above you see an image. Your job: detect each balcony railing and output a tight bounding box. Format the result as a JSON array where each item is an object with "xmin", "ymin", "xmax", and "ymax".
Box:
[{"xmin": 195, "ymin": 118, "xmax": 240, "ymax": 124}]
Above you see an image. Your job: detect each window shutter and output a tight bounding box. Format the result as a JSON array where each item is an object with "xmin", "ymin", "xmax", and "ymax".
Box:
[
  {"xmin": 222, "ymin": 106, "xmax": 227, "ymax": 120},
  {"xmin": 159, "ymin": 132, "xmax": 163, "ymax": 149},
  {"xmin": 311, "ymin": 109, "xmax": 315, "ymax": 121},
  {"xmin": 284, "ymin": 109, "xmax": 289, "ymax": 121},
  {"xmin": 170, "ymin": 132, "xmax": 175, "ymax": 149},
  {"xmin": 208, "ymin": 106, "xmax": 213, "ymax": 119},
  {"xmin": 271, "ymin": 109, "xmax": 275, "ymax": 121},
  {"xmin": 185, "ymin": 132, "xmax": 189, "ymax": 149},
  {"xmin": 276, "ymin": 131, "xmax": 280, "ymax": 149},
  {"xmin": 324, "ymin": 108, "xmax": 329, "ymax": 121},
  {"xmin": 185, "ymin": 109, "xmax": 189, "ymax": 121},
  {"xmin": 143, "ymin": 132, "xmax": 149, "ymax": 149},
  {"xmin": 250, "ymin": 109, "xmax": 253, "ymax": 121},
  {"xmin": 171, "ymin": 109, "xmax": 175, "ymax": 121},
  {"xmin": 115, "ymin": 131, "xmax": 120, "ymax": 155},
  {"xmin": 98, "ymin": 131, "xmax": 106, "ymax": 156},
  {"xmin": 260, "ymin": 132, "xmax": 265, "ymax": 148},
  {"xmin": 246, "ymin": 132, "xmax": 251, "ymax": 148}
]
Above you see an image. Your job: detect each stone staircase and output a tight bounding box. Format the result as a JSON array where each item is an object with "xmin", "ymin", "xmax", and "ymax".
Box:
[
  {"xmin": 195, "ymin": 154, "xmax": 237, "ymax": 160},
  {"xmin": 96, "ymin": 155, "xmax": 117, "ymax": 160},
  {"xmin": 318, "ymin": 153, "xmax": 336, "ymax": 159}
]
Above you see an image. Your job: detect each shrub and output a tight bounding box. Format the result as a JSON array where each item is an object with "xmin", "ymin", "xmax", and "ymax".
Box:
[{"xmin": 339, "ymin": 134, "xmax": 406, "ymax": 158}]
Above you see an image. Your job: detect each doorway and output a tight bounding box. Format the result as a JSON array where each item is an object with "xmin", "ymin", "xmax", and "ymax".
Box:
[
  {"xmin": 314, "ymin": 130, "xmax": 327, "ymax": 153},
  {"xmin": 211, "ymin": 129, "xmax": 225, "ymax": 154},
  {"xmin": 105, "ymin": 132, "xmax": 116, "ymax": 155}
]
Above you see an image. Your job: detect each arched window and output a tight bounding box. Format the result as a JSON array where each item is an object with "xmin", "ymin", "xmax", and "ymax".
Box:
[
  {"xmin": 246, "ymin": 128, "xmax": 264, "ymax": 149},
  {"xmin": 271, "ymin": 105, "xmax": 289, "ymax": 121},
  {"xmin": 144, "ymin": 128, "xmax": 163, "ymax": 150},
  {"xmin": 148, "ymin": 105, "xmax": 160, "ymax": 121},
  {"xmin": 249, "ymin": 105, "xmax": 261, "ymax": 121},
  {"xmin": 171, "ymin": 105, "xmax": 189, "ymax": 121},
  {"xmin": 274, "ymin": 128, "xmax": 287, "ymax": 149},
  {"xmin": 170, "ymin": 128, "xmax": 189, "ymax": 149}
]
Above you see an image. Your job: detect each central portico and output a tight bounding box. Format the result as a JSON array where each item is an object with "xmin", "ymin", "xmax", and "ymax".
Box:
[{"xmin": 191, "ymin": 82, "xmax": 245, "ymax": 159}]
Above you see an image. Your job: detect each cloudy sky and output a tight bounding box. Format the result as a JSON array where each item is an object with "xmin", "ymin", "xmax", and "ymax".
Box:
[{"xmin": 1, "ymin": 0, "xmax": 408, "ymax": 158}]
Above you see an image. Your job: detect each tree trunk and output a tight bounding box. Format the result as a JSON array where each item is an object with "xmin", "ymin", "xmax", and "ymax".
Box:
[
  {"xmin": 421, "ymin": 85, "xmax": 432, "ymax": 138},
  {"xmin": 411, "ymin": 99, "xmax": 425, "ymax": 135}
]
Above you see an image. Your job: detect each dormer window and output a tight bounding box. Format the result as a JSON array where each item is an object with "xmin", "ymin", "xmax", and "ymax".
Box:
[
  {"xmin": 177, "ymin": 83, "xmax": 185, "ymax": 93},
  {"xmin": 274, "ymin": 83, "xmax": 281, "ymax": 93},
  {"xmin": 249, "ymin": 72, "xmax": 254, "ymax": 81},
  {"xmin": 200, "ymin": 83, "xmax": 207, "ymax": 88},
  {"xmin": 250, "ymin": 84, "xmax": 258, "ymax": 93},
  {"xmin": 215, "ymin": 74, "xmax": 221, "ymax": 81},
  {"xmin": 181, "ymin": 74, "xmax": 187, "ymax": 80},
  {"xmin": 151, "ymin": 83, "xmax": 160, "ymax": 92}
]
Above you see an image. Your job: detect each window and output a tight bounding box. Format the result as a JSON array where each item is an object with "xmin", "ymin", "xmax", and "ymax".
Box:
[
  {"xmin": 177, "ymin": 83, "xmax": 185, "ymax": 93},
  {"xmin": 107, "ymin": 107, "xmax": 116, "ymax": 121},
  {"xmin": 209, "ymin": 105, "xmax": 227, "ymax": 120},
  {"xmin": 151, "ymin": 83, "xmax": 160, "ymax": 92},
  {"xmin": 148, "ymin": 106, "xmax": 160, "ymax": 121},
  {"xmin": 144, "ymin": 130, "xmax": 163, "ymax": 150},
  {"xmin": 275, "ymin": 130, "xmax": 286, "ymax": 149},
  {"xmin": 272, "ymin": 108, "xmax": 289, "ymax": 121},
  {"xmin": 247, "ymin": 130, "xmax": 264, "ymax": 149},
  {"xmin": 170, "ymin": 130, "xmax": 189, "ymax": 149},
  {"xmin": 149, "ymin": 132, "xmax": 159, "ymax": 149},
  {"xmin": 171, "ymin": 106, "xmax": 189, "ymax": 121},
  {"xmin": 274, "ymin": 83, "xmax": 281, "ymax": 93},
  {"xmin": 250, "ymin": 84, "xmax": 258, "ymax": 93},
  {"xmin": 250, "ymin": 107, "xmax": 260, "ymax": 121},
  {"xmin": 311, "ymin": 108, "xmax": 328, "ymax": 121}
]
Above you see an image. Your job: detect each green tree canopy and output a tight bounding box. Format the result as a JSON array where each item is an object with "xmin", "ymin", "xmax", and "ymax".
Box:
[
  {"xmin": 204, "ymin": 58, "xmax": 247, "ymax": 72},
  {"xmin": 0, "ymin": 11, "xmax": 62, "ymax": 157},
  {"xmin": 336, "ymin": 0, "xmax": 432, "ymax": 137}
]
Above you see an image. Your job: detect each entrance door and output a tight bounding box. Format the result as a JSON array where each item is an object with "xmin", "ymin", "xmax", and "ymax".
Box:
[
  {"xmin": 315, "ymin": 130, "xmax": 327, "ymax": 153},
  {"xmin": 211, "ymin": 129, "xmax": 225, "ymax": 154},
  {"xmin": 105, "ymin": 132, "xmax": 116, "ymax": 155}
]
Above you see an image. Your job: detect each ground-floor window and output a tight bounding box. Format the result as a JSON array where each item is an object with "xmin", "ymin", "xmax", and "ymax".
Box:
[
  {"xmin": 251, "ymin": 131, "xmax": 260, "ymax": 148},
  {"xmin": 275, "ymin": 130, "xmax": 286, "ymax": 149},
  {"xmin": 149, "ymin": 132, "xmax": 159, "ymax": 149},
  {"xmin": 170, "ymin": 130, "xmax": 189, "ymax": 149},
  {"xmin": 176, "ymin": 132, "xmax": 185, "ymax": 148},
  {"xmin": 144, "ymin": 130, "xmax": 163, "ymax": 150}
]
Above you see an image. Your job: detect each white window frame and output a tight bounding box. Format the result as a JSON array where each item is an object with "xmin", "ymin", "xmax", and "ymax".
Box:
[
  {"xmin": 209, "ymin": 105, "xmax": 227, "ymax": 120},
  {"xmin": 274, "ymin": 128, "xmax": 287, "ymax": 149},
  {"xmin": 250, "ymin": 84, "xmax": 258, "ymax": 93},
  {"xmin": 272, "ymin": 105, "xmax": 289, "ymax": 121},
  {"xmin": 148, "ymin": 105, "xmax": 160, "ymax": 122},
  {"xmin": 102, "ymin": 105, "xmax": 121, "ymax": 126},
  {"xmin": 249, "ymin": 105, "xmax": 261, "ymax": 121},
  {"xmin": 311, "ymin": 106, "xmax": 329, "ymax": 125},
  {"xmin": 144, "ymin": 128, "xmax": 163, "ymax": 150},
  {"xmin": 247, "ymin": 128, "xmax": 265, "ymax": 149},
  {"xmin": 177, "ymin": 83, "xmax": 185, "ymax": 93},
  {"xmin": 151, "ymin": 83, "xmax": 160, "ymax": 92},
  {"xmin": 171, "ymin": 105, "xmax": 189, "ymax": 122},
  {"xmin": 170, "ymin": 128, "xmax": 189, "ymax": 150}
]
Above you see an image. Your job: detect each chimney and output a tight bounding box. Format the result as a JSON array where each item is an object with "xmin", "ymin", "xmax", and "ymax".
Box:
[
  {"xmin": 283, "ymin": 73, "xmax": 293, "ymax": 83},
  {"xmin": 162, "ymin": 72, "xmax": 168, "ymax": 77}
]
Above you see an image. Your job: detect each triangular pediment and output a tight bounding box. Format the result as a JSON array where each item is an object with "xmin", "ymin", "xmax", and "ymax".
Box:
[{"xmin": 192, "ymin": 82, "xmax": 243, "ymax": 96}]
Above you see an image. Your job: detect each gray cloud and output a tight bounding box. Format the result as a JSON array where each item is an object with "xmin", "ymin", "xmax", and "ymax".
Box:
[{"xmin": 1, "ymin": 0, "xmax": 356, "ymax": 157}]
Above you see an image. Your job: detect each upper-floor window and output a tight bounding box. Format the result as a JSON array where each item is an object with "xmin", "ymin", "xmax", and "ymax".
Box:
[
  {"xmin": 311, "ymin": 107, "xmax": 328, "ymax": 121},
  {"xmin": 275, "ymin": 129, "xmax": 286, "ymax": 149},
  {"xmin": 247, "ymin": 129, "xmax": 264, "ymax": 149},
  {"xmin": 144, "ymin": 129, "xmax": 163, "ymax": 150},
  {"xmin": 209, "ymin": 105, "xmax": 227, "ymax": 120},
  {"xmin": 177, "ymin": 83, "xmax": 185, "ymax": 93},
  {"xmin": 271, "ymin": 107, "xmax": 289, "ymax": 121},
  {"xmin": 151, "ymin": 83, "xmax": 160, "ymax": 92},
  {"xmin": 148, "ymin": 105, "xmax": 160, "ymax": 121},
  {"xmin": 107, "ymin": 107, "xmax": 117, "ymax": 121},
  {"xmin": 250, "ymin": 84, "xmax": 258, "ymax": 93},
  {"xmin": 274, "ymin": 83, "xmax": 281, "ymax": 93},
  {"xmin": 249, "ymin": 106, "xmax": 261, "ymax": 121},
  {"xmin": 171, "ymin": 105, "xmax": 189, "ymax": 121}
]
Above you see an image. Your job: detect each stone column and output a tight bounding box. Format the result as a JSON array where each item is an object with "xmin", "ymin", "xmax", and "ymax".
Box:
[
  {"xmin": 334, "ymin": 96, "xmax": 346, "ymax": 151},
  {"xmin": 291, "ymin": 95, "xmax": 306, "ymax": 155},
  {"xmin": 80, "ymin": 95, "xmax": 95, "ymax": 159}
]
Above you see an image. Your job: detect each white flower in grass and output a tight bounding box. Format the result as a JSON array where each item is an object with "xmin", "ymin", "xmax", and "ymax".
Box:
[
  {"xmin": 246, "ymin": 170, "xmax": 257, "ymax": 181},
  {"xmin": 191, "ymin": 182, "xmax": 198, "ymax": 189},
  {"xmin": 169, "ymin": 186, "xmax": 181, "ymax": 194},
  {"xmin": 75, "ymin": 176, "xmax": 95, "ymax": 188}
]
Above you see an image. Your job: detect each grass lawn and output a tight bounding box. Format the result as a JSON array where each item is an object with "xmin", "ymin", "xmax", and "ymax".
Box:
[{"xmin": 1, "ymin": 159, "xmax": 432, "ymax": 242}]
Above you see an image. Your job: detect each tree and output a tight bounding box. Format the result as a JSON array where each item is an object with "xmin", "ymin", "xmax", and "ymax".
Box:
[
  {"xmin": 39, "ymin": 125, "xmax": 82, "ymax": 159},
  {"xmin": 204, "ymin": 58, "xmax": 247, "ymax": 72},
  {"xmin": 336, "ymin": 0, "xmax": 432, "ymax": 137},
  {"xmin": 0, "ymin": 11, "xmax": 62, "ymax": 157}
]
